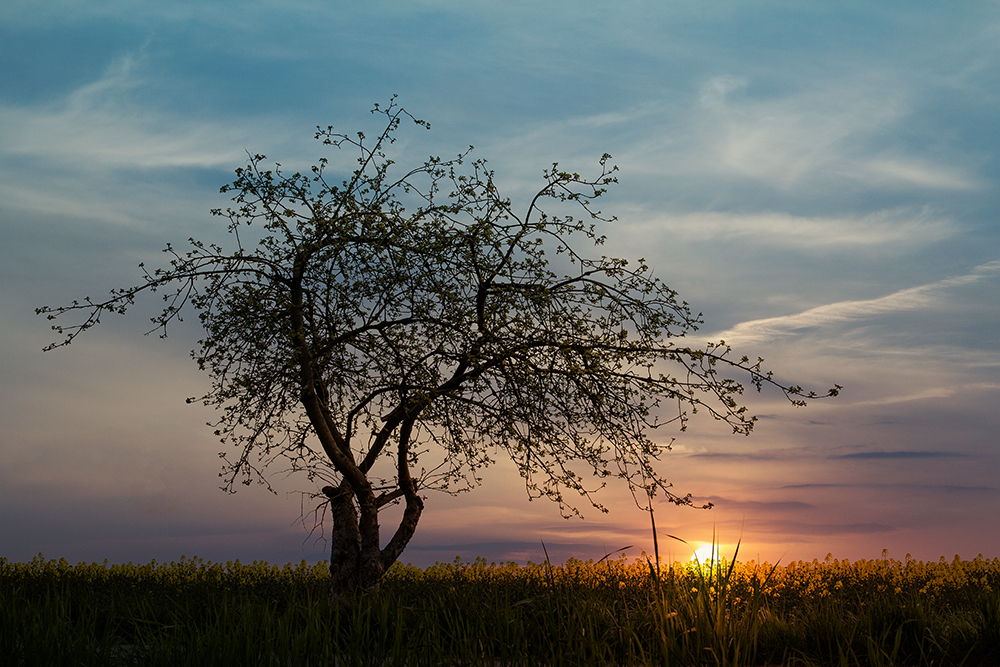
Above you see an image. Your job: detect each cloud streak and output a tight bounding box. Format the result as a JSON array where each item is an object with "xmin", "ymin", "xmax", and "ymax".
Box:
[
  {"xmin": 750, "ymin": 521, "xmax": 895, "ymax": 537},
  {"xmin": 0, "ymin": 53, "xmax": 253, "ymax": 171},
  {"xmin": 833, "ymin": 451, "xmax": 971, "ymax": 460},
  {"xmin": 709, "ymin": 261, "xmax": 1000, "ymax": 346},
  {"xmin": 603, "ymin": 67, "xmax": 988, "ymax": 210},
  {"xmin": 654, "ymin": 208, "xmax": 955, "ymax": 250},
  {"xmin": 697, "ymin": 75, "xmax": 984, "ymax": 193}
]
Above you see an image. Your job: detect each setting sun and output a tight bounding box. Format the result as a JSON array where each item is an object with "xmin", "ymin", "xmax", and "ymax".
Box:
[{"xmin": 691, "ymin": 544, "xmax": 718, "ymax": 564}]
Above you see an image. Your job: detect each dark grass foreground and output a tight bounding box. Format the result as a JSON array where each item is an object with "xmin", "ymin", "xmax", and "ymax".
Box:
[{"xmin": 3, "ymin": 552, "xmax": 1000, "ymax": 666}]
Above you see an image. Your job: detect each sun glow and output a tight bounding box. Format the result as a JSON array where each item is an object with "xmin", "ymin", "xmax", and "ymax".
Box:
[{"xmin": 691, "ymin": 544, "xmax": 718, "ymax": 564}]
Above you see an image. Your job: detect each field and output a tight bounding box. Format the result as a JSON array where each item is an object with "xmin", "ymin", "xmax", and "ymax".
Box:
[{"xmin": 3, "ymin": 550, "xmax": 1000, "ymax": 666}]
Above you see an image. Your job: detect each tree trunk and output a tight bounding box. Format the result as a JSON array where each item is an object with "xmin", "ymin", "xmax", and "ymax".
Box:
[
  {"xmin": 356, "ymin": 492, "xmax": 386, "ymax": 589},
  {"xmin": 326, "ymin": 489, "xmax": 363, "ymax": 596},
  {"xmin": 324, "ymin": 485, "xmax": 423, "ymax": 596},
  {"xmin": 325, "ymin": 486, "xmax": 392, "ymax": 596}
]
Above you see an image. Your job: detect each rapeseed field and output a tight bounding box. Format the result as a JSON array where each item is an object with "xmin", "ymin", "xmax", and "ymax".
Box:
[{"xmin": 3, "ymin": 551, "xmax": 999, "ymax": 665}]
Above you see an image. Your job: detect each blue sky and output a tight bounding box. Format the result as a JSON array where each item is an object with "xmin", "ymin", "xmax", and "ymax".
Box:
[{"xmin": 2, "ymin": 1, "xmax": 999, "ymax": 567}]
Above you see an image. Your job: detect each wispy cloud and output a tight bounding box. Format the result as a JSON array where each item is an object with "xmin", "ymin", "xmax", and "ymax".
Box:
[
  {"xmin": 780, "ymin": 483, "xmax": 998, "ymax": 495},
  {"xmin": 596, "ymin": 68, "xmax": 987, "ymax": 208},
  {"xmin": 703, "ymin": 497, "xmax": 813, "ymax": 512},
  {"xmin": 750, "ymin": 521, "xmax": 895, "ymax": 537},
  {"xmin": 0, "ymin": 50, "xmax": 303, "ymax": 231},
  {"xmin": 693, "ymin": 74, "xmax": 983, "ymax": 193},
  {"xmin": 653, "ymin": 208, "xmax": 955, "ymax": 250},
  {"xmin": 0, "ymin": 53, "xmax": 253, "ymax": 171},
  {"xmin": 708, "ymin": 261, "xmax": 1000, "ymax": 345},
  {"xmin": 687, "ymin": 451, "xmax": 785, "ymax": 461},
  {"xmin": 863, "ymin": 158, "xmax": 982, "ymax": 191},
  {"xmin": 859, "ymin": 383, "xmax": 1000, "ymax": 406},
  {"xmin": 833, "ymin": 451, "xmax": 971, "ymax": 460},
  {"xmin": 695, "ymin": 75, "xmax": 901, "ymax": 190}
]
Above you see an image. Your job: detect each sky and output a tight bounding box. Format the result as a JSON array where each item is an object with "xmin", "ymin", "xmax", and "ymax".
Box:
[{"xmin": 2, "ymin": 1, "xmax": 999, "ymax": 569}]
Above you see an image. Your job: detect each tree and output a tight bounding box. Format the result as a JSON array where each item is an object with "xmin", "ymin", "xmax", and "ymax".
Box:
[{"xmin": 39, "ymin": 100, "xmax": 838, "ymax": 594}]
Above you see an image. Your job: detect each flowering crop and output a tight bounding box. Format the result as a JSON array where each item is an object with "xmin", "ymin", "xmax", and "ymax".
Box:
[{"xmin": 3, "ymin": 551, "xmax": 1000, "ymax": 665}]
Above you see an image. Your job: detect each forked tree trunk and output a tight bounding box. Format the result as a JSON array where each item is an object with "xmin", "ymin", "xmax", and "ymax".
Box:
[{"xmin": 324, "ymin": 485, "xmax": 424, "ymax": 597}]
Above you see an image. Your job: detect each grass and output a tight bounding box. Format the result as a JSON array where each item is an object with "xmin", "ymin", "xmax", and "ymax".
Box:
[{"xmin": 3, "ymin": 548, "xmax": 1000, "ymax": 666}]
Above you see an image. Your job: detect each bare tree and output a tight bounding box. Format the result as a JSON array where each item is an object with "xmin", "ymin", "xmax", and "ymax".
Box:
[{"xmin": 39, "ymin": 100, "xmax": 838, "ymax": 594}]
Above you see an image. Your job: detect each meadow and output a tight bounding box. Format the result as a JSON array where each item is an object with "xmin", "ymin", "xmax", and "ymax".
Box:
[{"xmin": 3, "ymin": 549, "xmax": 1000, "ymax": 666}]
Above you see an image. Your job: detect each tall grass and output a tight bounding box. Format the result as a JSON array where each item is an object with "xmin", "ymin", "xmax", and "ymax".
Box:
[{"xmin": 3, "ymin": 549, "xmax": 1000, "ymax": 666}]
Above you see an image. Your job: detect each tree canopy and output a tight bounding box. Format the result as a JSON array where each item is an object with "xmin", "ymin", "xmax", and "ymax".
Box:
[{"xmin": 39, "ymin": 100, "xmax": 838, "ymax": 592}]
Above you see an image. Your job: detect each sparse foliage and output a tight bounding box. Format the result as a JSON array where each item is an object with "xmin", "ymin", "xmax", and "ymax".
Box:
[{"xmin": 39, "ymin": 100, "xmax": 838, "ymax": 593}]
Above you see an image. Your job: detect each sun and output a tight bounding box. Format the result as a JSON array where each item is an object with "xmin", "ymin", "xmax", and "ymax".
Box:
[{"xmin": 691, "ymin": 544, "xmax": 718, "ymax": 564}]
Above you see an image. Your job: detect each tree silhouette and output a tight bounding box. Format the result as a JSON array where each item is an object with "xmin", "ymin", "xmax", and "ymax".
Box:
[{"xmin": 39, "ymin": 100, "xmax": 838, "ymax": 593}]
